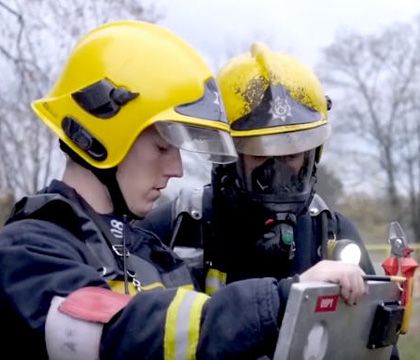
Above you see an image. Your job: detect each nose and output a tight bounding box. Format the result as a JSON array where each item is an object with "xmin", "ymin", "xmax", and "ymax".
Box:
[{"xmin": 165, "ymin": 148, "xmax": 183, "ymax": 178}]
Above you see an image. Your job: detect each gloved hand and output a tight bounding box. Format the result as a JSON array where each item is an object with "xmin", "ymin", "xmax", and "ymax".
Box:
[{"xmin": 300, "ymin": 260, "xmax": 368, "ymax": 305}]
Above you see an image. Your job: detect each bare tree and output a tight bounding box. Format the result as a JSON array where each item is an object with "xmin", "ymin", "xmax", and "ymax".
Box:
[
  {"xmin": 317, "ymin": 17, "xmax": 420, "ymax": 242},
  {"xmin": 315, "ymin": 165, "xmax": 343, "ymax": 209},
  {"xmin": 0, "ymin": 0, "xmax": 159, "ymax": 197}
]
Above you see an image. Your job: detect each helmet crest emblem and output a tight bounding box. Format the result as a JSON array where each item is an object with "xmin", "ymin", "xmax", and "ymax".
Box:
[{"xmin": 269, "ymin": 96, "xmax": 292, "ymax": 122}]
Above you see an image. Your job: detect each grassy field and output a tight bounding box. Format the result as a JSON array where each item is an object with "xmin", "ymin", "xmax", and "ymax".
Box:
[{"xmin": 398, "ymin": 297, "xmax": 420, "ymax": 360}]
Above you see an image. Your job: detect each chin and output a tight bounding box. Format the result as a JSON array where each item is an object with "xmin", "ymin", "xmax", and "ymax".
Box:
[{"xmin": 132, "ymin": 203, "xmax": 153, "ymax": 218}]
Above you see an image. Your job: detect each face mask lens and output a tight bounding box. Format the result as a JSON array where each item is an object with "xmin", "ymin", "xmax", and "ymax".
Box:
[
  {"xmin": 251, "ymin": 158, "xmax": 299, "ymax": 194},
  {"xmin": 240, "ymin": 150, "xmax": 315, "ymax": 196}
]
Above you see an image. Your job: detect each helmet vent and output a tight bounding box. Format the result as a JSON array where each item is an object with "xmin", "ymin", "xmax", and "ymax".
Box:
[
  {"xmin": 61, "ymin": 117, "xmax": 107, "ymax": 161},
  {"xmin": 72, "ymin": 79, "xmax": 139, "ymax": 119}
]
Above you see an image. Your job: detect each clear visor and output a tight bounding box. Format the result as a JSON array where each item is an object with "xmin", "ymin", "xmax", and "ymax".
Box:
[
  {"xmin": 234, "ymin": 124, "xmax": 331, "ymax": 156},
  {"xmin": 238, "ymin": 149, "xmax": 316, "ymax": 196},
  {"xmin": 155, "ymin": 121, "xmax": 237, "ymax": 164}
]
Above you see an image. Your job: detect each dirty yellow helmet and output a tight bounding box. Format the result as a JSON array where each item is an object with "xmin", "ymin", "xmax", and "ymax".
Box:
[
  {"xmin": 218, "ymin": 42, "xmax": 331, "ymax": 158},
  {"xmin": 32, "ymin": 20, "xmax": 236, "ymax": 168}
]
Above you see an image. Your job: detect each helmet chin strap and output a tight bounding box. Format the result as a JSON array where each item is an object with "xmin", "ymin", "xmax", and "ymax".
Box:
[
  {"xmin": 92, "ymin": 167, "xmax": 140, "ymax": 220},
  {"xmin": 59, "ymin": 141, "xmax": 140, "ymax": 220}
]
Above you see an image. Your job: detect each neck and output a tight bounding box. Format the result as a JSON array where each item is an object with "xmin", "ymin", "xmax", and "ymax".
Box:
[{"xmin": 62, "ymin": 162, "xmax": 113, "ymax": 214}]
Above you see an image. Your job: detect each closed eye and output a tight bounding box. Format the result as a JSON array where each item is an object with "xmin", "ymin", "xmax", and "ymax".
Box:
[
  {"xmin": 156, "ymin": 145, "xmax": 169, "ymax": 154},
  {"xmin": 157, "ymin": 145, "xmax": 169, "ymax": 153}
]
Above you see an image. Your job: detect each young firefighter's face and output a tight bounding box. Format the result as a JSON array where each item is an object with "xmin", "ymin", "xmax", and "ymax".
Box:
[{"xmin": 116, "ymin": 125, "xmax": 183, "ymax": 217}]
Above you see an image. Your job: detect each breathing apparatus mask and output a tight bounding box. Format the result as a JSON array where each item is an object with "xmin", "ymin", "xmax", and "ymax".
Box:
[
  {"xmin": 232, "ymin": 149, "xmax": 317, "ymax": 263},
  {"xmin": 238, "ymin": 149, "xmax": 316, "ymax": 211}
]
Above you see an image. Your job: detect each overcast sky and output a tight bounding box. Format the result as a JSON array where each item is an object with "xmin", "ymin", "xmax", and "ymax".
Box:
[
  {"xmin": 140, "ymin": 0, "xmax": 420, "ymax": 196},
  {"xmin": 144, "ymin": 0, "xmax": 420, "ymax": 196},
  {"xmin": 147, "ymin": 0, "xmax": 420, "ymax": 69}
]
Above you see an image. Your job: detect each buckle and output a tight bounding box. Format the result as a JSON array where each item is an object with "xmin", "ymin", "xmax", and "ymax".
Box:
[{"xmin": 112, "ymin": 244, "xmax": 130, "ymax": 257}]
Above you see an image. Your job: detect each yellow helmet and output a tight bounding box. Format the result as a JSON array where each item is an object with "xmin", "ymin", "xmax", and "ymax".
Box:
[
  {"xmin": 218, "ymin": 42, "xmax": 331, "ymax": 158},
  {"xmin": 32, "ymin": 20, "xmax": 236, "ymax": 168}
]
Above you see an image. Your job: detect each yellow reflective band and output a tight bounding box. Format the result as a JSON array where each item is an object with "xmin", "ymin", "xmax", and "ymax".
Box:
[
  {"xmin": 108, "ymin": 280, "xmax": 137, "ymax": 296},
  {"xmin": 108, "ymin": 280, "xmax": 166, "ymax": 294},
  {"xmin": 164, "ymin": 288, "xmax": 210, "ymax": 360},
  {"xmin": 207, "ymin": 268, "xmax": 227, "ymax": 282},
  {"xmin": 180, "ymin": 284, "xmax": 194, "ymax": 290},
  {"xmin": 205, "ymin": 287, "xmax": 216, "ymax": 296},
  {"xmin": 230, "ymin": 118, "xmax": 327, "ymax": 137},
  {"xmin": 141, "ymin": 282, "xmax": 165, "ymax": 291},
  {"xmin": 165, "ymin": 290, "xmax": 185, "ymax": 360},
  {"xmin": 205, "ymin": 268, "xmax": 227, "ymax": 295}
]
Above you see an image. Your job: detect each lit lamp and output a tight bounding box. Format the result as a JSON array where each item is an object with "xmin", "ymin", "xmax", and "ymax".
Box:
[{"xmin": 327, "ymin": 239, "xmax": 362, "ymax": 264}]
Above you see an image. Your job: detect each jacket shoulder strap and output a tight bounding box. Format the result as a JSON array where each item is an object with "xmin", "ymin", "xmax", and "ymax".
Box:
[{"xmin": 7, "ymin": 193, "xmax": 119, "ymax": 278}]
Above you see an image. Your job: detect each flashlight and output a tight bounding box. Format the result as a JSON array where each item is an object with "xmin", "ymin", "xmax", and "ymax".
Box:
[{"xmin": 327, "ymin": 239, "xmax": 362, "ymax": 264}]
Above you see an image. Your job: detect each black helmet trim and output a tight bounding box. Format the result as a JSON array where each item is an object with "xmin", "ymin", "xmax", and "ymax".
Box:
[
  {"xmin": 175, "ymin": 78, "xmax": 228, "ymax": 123},
  {"xmin": 71, "ymin": 79, "xmax": 139, "ymax": 119},
  {"xmin": 232, "ymin": 84, "xmax": 322, "ymax": 131}
]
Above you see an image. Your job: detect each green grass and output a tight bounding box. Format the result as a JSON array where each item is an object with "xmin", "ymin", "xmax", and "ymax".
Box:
[
  {"xmin": 399, "ymin": 333, "xmax": 420, "ymax": 359},
  {"xmin": 398, "ymin": 298, "xmax": 420, "ymax": 359}
]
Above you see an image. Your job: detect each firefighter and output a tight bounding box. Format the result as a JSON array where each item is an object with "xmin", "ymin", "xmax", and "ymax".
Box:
[
  {"xmin": 141, "ymin": 42, "xmax": 375, "ymax": 291},
  {"xmin": 0, "ymin": 25, "xmax": 367, "ymax": 359}
]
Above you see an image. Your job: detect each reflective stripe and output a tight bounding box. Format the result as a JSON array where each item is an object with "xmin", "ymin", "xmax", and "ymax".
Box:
[
  {"xmin": 45, "ymin": 296, "xmax": 103, "ymax": 360},
  {"xmin": 187, "ymin": 291, "xmax": 208, "ymax": 359},
  {"xmin": 205, "ymin": 268, "xmax": 227, "ymax": 295},
  {"xmin": 141, "ymin": 282, "xmax": 165, "ymax": 291},
  {"xmin": 164, "ymin": 288, "xmax": 210, "ymax": 360}
]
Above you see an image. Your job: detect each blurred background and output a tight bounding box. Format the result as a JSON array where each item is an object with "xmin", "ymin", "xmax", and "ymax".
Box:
[{"xmin": 0, "ymin": 0, "xmax": 419, "ymax": 357}]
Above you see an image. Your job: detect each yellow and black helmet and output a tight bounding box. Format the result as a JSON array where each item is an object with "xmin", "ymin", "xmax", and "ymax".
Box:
[
  {"xmin": 32, "ymin": 20, "xmax": 236, "ymax": 168},
  {"xmin": 218, "ymin": 42, "xmax": 331, "ymax": 158}
]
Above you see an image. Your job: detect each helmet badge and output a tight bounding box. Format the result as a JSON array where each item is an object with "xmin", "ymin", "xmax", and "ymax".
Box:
[
  {"xmin": 212, "ymin": 90, "xmax": 221, "ymax": 106},
  {"xmin": 269, "ymin": 95, "xmax": 292, "ymax": 122},
  {"xmin": 212, "ymin": 89, "xmax": 227, "ymax": 119}
]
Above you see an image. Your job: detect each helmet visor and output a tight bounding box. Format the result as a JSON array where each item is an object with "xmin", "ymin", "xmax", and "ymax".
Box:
[
  {"xmin": 155, "ymin": 121, "xmax": 237, "ymax": 164},
  {"xmin": 234, "ymin": 125, "xmax": 331, "ymax": 156},
  {"xmin": 238, "ymin": 149, "xmax": 316, "ymax": 197}
]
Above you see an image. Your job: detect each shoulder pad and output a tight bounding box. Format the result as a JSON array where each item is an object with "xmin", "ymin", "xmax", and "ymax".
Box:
[
  {"xmin": 308, "ymin": 194, "xmax": 331, "ymax": 217},
  {"xmin": 173, "ymin": 187, "xmax": 204, "ymax": 220},
  {"xmin": 7, "ymin": 193, "xmax": 72, "ymax": 224}
]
